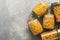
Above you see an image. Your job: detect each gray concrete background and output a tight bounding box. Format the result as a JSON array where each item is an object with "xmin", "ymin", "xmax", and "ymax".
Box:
[{"xmin": 0, "ymin": 0, "xmax": 60, "ymax": 40}]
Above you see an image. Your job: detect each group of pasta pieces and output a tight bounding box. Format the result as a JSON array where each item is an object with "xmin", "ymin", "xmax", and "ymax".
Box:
[{"xmin": 28, "ymin": 2, "xmax": 60, "ymax": 40}]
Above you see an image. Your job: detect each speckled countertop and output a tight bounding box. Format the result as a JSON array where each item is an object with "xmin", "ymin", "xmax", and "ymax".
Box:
[{"xmin": 0, "ymin": 0, "xmax": 60, "ymax": 40}]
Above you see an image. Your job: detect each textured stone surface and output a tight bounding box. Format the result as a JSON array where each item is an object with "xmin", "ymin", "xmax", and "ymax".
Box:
[{"xmin": 0, "ymin": 0, "xmax": 60, "ymax": 40}]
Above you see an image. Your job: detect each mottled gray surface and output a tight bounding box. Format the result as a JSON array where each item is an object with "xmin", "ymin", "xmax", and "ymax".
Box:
[{"xmin": 0, "ymin": 0, "xmax": 60, "ymax": 40}]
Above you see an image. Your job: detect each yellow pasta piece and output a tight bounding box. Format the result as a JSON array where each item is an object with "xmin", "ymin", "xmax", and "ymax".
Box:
[
  {"xmin": 41, "ymin": 29, "xmax": 58, "ymax": 40},
  {"xmin": 28, "ymin": 19, "xmax": 43, "ymax": 35},
  {"xmin": 43, "ymin": 13, "xmax": 54, "ymax": 29},
  {"xmin": 33, "ymin": 2, "xmax": 48, "ymax": 17},
  {"xmin": 53, "ymin": 5, "xmax": 60, "ymax": 22}
]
